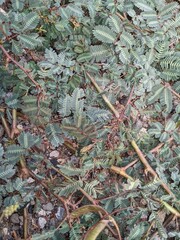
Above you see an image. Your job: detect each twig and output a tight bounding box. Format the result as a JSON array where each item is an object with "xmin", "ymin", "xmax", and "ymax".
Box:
[
  {"xmin": 111, "ymin": 159, "xmax": 138, "ymax": 181},
  {"xmin": 50, "ymin": 165, "xmax": 97, "ymax": 205},
  {"xmin": 27, "ymin": 168, "xmax": 69, "ymax": 218},
  {"xmin": 150, "ymin": 137, "xmax": 173, "ymax": 153},
  {"xmin": 0, "ymin": 44, "xmax": 41, "ymax": 89},
  {"xmin": 50, "ymin": 165, "xmax": 120, "ymax": 238},
  {"xmin": 163, "ymin": 83, "xmax": 180, "ymax": 99},
  {"xmin": 124, "ymin": 85, "xmax": 134, "ymax": 109},
  {"xmin": 111, "ymin": 165, "xmax": 134, "ymax": 181},
  {"xmin": 86, "ymin": 72, "xmax": 120, "ymax": 118},
  {"xmin": 167, "ymin": 86, "xmax": 180, "ymax": 99},
  {"xmin": 1, "ymin": 116, "xmax": 11, "ymax": 138},
  {"xmin": 10, "ymin": 109, "xmax": 17, "ymax": 139},
  {"xmin": 131, "ymin": 140, "xmax": 174, "ymax": 196},
  {"xmin": 23, "ymin": 207, "xmax": 28, "ymax": 240}
]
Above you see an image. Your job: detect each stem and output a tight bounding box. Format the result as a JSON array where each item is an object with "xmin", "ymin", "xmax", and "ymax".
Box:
[
  {"xmin": 150, "ymin": 137, "xmax": 173, "ymax": 153},
  {"xmin": 50, "ymin": 165, "xmax": 120, "ymax": 238},
  {"xmin": 27, "ymin": 168, "xmax": 70, "ymax": 225},
  {"xmin": 124, "ymin": 85, "xmax": 134, "ymax": 109},
  {"xmin": 10, "ymin": 109, "xmax": 17, "ymax": 139},
  {"xmin": 1, "ymin": 116, "xmax": 11, "ymax": 138},
  {"xmin": 0, "ymin": 212, "xmax": 5, "ymax": 222},
  {"xmin": 0, "ymin": 44, "xmax": 41, "ymax": 89},
  {"xmin": 168, "ymin": 86, "xmax": 180, "ymax": 99},
  {"xmin": 86, "ymin": 72, "xmax": 119, "ymax": 118},
  {"xmin": 111, "ymin": 165, "xmax": 134, "ymax": 181},
  {"xmin": 131, "ymin": 140, "xmax": 174, "ymax": 196},
  {"xmin": 23, "ymin": 207, "xmax": 28, "ymax": 240},
  {"xmin": 50, "ymin": 165, "xmax": 97, "ymax": 205}
]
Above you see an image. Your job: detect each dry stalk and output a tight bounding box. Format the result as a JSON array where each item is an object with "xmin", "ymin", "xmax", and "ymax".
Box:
[
  {"xmin": 131, "ymin": 140, "xmax": 174, "ymax": 196},
  {"xmin": 86, "ymin": 72, "xmax": 120, "ymax": 118}
]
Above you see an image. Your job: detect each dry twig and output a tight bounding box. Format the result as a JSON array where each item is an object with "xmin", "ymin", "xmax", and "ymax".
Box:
[
  {"xmin": 131, "ymin": 140, "xmax": 174, "ymax": 196},
  {"xmin": 86, "ymin": 72, "xmax": 120, "ymax": 118},
  {"xmin": 0, "ymin": 44, "xmax": 41, "ymax": 89}
]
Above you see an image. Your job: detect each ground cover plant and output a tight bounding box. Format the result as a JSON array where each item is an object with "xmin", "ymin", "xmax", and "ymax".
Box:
[{"xmin": 0, "ymin": 0, "xmax": 180, "ymax": 239}]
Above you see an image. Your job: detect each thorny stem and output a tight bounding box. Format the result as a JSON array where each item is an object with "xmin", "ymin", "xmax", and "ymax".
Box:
[
  {"xmin": 111, "ymin": 159, "xmax": 138, "ymax": 181},
  {"xmin": 50, "ymin": 165, "xmax": 121, "ymax": 239},
  {"xmin": 86, "ymin": 72, "xmax": 120, "ymax": 118},
  {"xmin": 0, "ymin": 44, "xmax": 41, "ymax": 89},
  {"xmin": 111, "ymin": 165, "xmax": 134, "ymax": 181},
  {"xmin": 131, "ymin": 140, "xmax": 174, "ymax": 196}
]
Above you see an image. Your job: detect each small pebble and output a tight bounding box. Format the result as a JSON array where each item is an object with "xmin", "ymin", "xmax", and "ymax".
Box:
[
  {"xmin": 43, "ymin": 202, "xmax": 54, "ymax": 211},
  {"xmin": 38, "ymin": 217, "xmax": 47, "ymax": 229},
  {"xmin": 2, "ymin": 228, "xmax": 8, "ymax": 235},
  {"xmin": 38, "ymin": 209, "xmax": 46, "ymax": 216},
  {"xmin": 10, "ymin": 213, "xmax": 19, "ymax": 224},
  {"xmin": 50, "ymin": 150, "xmax": 59, "ymax": 158},
  {"xmin": 55, "ymin": 207, "xmax": 65, "ymax": 220}
]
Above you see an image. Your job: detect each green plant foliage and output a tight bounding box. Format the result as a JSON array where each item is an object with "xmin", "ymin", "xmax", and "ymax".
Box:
[{"xmin": 0, "ymin": 0, "xmax": 179, "ymax": 239}]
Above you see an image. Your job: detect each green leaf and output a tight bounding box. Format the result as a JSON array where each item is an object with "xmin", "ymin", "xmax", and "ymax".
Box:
[
  {"xmin": 120, "ymin": 31, "xmax": 134, "ymax": 47},
  {"xmin": 18, "ymin": 132, "xmax": 41, "ymax": 149},
  {"xmin": 165, "ymin": 120, "xmax": 176, "ymax": 132},
  {"xmin": 148, "ymin": 84, "xmax": 164, "ymax": 104},
  {"xmin": 90, "ymin": 45, "xmax": 111, "ymax": 62},
  {"xmin": 134, "ymin": 0, "xmax": 154, "ymax": 11},
  {"xmin": 32, "ymin": 230, "xmax": 57, "ymax": 240},
  {"xmin": 5, "ymin": 145, "xmax": 26, "ymax": 159},
  {"xmin": 66, "ymin": 4, "xmax": 83, "ymax": 17},
  {"xmin": 45, "ymin": 124, "xmax": 64, "ymax": 147},
  {"xmin": 160, "ymin": 132, "xmax": 169, "ymax": 142},
  {"xmin": 23, "ymin": 12, "xmax": 39, "ymax": 31},
  {"xmin": 159, "ymin": 2, "xmax": 179, "ymax": 17},
  {"xmin": 77, "ymin": 52, "xmax": 92, "ymax": 62},
  {"xmin": 0, "ymin": 165, "xmax": 16, "ymax": 180},
  {"xmin": 18, "ymin": 34, "xmax": 42, "ymax": 49},
  {"xmin": 0, "ymin": 144, "xmax": 4, "ymax": 157},
  {"xmin": 58, "ymin": 165, "xmax": 86, "ymax": 177},
  {"xmin": 12, "ymin": 40, "xmax": 23, "ymax": 55},
  {"xmin": 11, "ymin": 0, "xmax": 25, "ymax": 11},
  {"xmin": 108, "ymin": 14, "xmax": 122, "ymax": 33},
  {"xmin": 128, "ymin": 222, "xmax": 148, "ymax": 240},
  {"xmin": 163, "ymin": 87, "xmax": 172, "ymax": 113},
  {"xmin": 93, "ymin": 25, "xmax": 116, "ymax": 43}
]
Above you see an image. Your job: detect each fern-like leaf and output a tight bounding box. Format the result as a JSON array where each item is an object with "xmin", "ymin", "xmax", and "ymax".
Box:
[
  {"xmin": 108, "ymin": 14, "xmax": 122, "ymax": 33},
  {"xmin": 18, "ymin": 132, "xmax": 41, "ymax": 149},
  {"xmin": 159, "ymin": 2, "xmax": 179, "ymax": 17},
  {"xmin": 58, "ymin": 165, "xmax": 86, "ymax": 177},
  {"xmin": 23, "ymin": 12, "xmax": 39, "ymax": 31},
  {"xmin": 0, "ymin": 165, "xmax": 16, "ymax": 180},
  {"xmin": 93, "ymin": 25, "xmax": 116, "ymax": 43},
  {"xmin": 84, "ymin": 180, "xmax": 99, "ymax": 198},
  {"xmin": 90, "ymin": 45, "xmax": 111, "ymax": 62}
]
